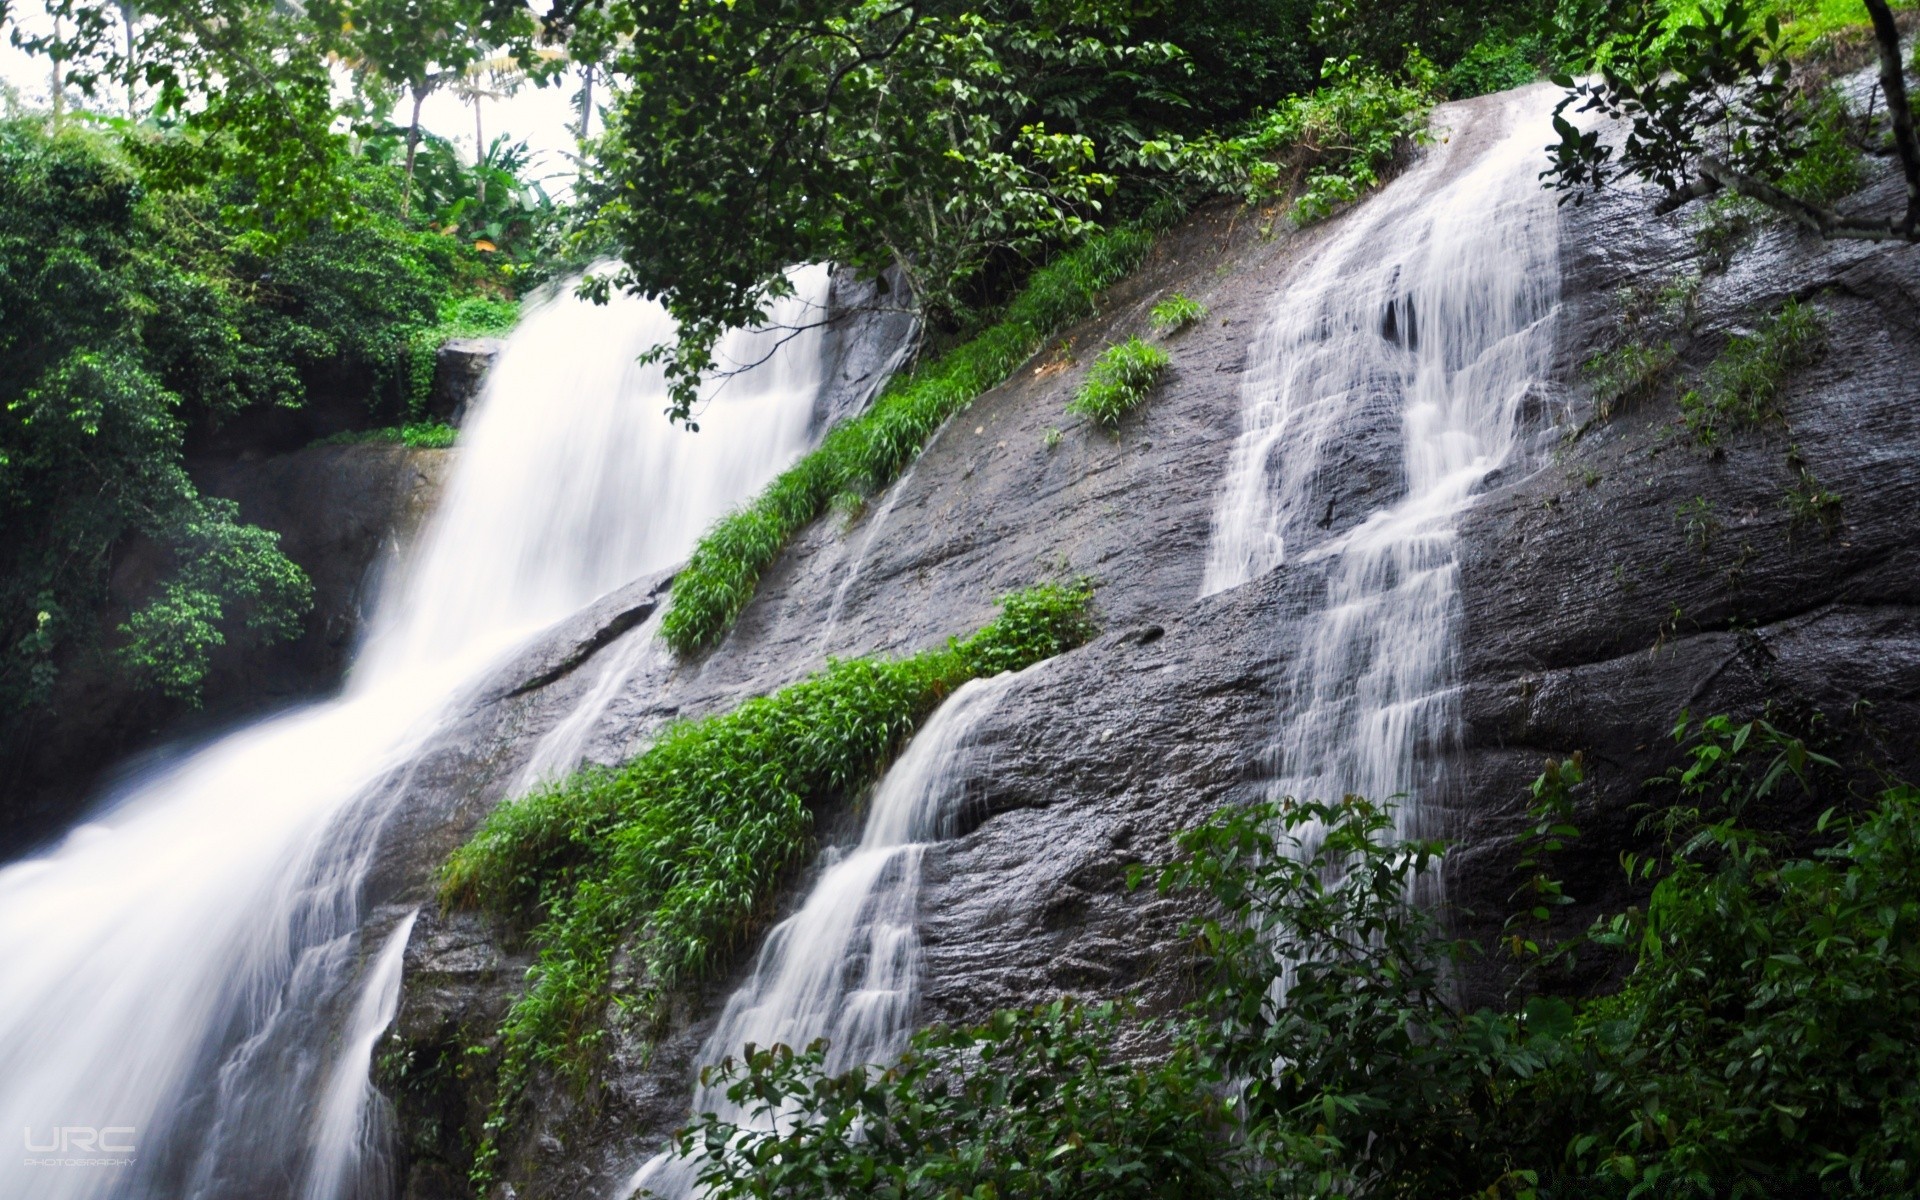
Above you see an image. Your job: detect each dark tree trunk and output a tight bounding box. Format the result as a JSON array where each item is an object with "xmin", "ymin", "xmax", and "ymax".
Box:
[{"xmin": 402, "ymin": 84, "xmax": 429, "ymax": 219}]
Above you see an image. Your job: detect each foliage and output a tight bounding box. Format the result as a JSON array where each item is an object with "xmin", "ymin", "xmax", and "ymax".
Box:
[
  {"xmin": 1445, "ymin": 29, "xmax": 1548, "ymax": 97},
  {"xmin": 1584, "ymin": 340, "xmax": 1678, "ymax": 418},
  {"xmin": 444, "ymin": 583, "xmax": 1096, "ymax": 1181},
  {"xmin": 405, "ymin": 293, "xmax": 519, "ymax": 416},
  {"xmin": 316, "ymin": 421, "xmax": 459, "ymax": 450},
  {"xmin": 1148, "ymin": 292, "xmax": 1207, "ymax": 332},
  {"xmin": 0, "ymin": 122, "xmax": 319, "ymax": 722},
  {"xmin": 677, "ymin": 713, "xmax": 1920, "ymax": 1199},
  {"xmin": 1678, "ymin": 297, "xmax": 1826, "ymax": 447},
  {"xmin": 658, "ymin": 216, "xmax": 1171, "ymax": 654},
  {"xmin": 682, "ymin": 1000, "xmax": 1234, "ymax": 1200},
  {"xmin": 1544, "ymin": 0, "xmax": 1920, "ymax": 245},
  {"xmin": 116, "ymin": 498, "xmax": 312, "ymax": 699},
  {"xmin": 1141, "ymin": 53, "xmax": 1439, "ymax": 222},
  {"xmin": 574, "ymin": 0, "xmax": 1173, "ymax": 424},
  {"xmin": 1068, "ymin": 336, "xmax": 1169, "ymax": 429}
]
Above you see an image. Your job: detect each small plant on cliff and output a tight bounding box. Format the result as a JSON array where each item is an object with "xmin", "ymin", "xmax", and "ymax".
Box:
[
  {"xmin": 1584, "ymin": 339, "xmax": 1678, "ymax": 419},
  {"xmin": 1679, "ymin": 298, "xmax": 1827, "ymax": 447},
  {"xmin": 445, "ymin": 582, "xmax": 1097, "ymax": 1186},
  {"xmin": 1068, "ymin": 337, "xmax": 1170, "ymax": 430},
  {"xmin": 1149, "ymin": 293, "xmax": 1208, "ymax": 333}
]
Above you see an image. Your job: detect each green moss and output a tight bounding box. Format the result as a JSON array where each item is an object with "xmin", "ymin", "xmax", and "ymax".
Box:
[
  {"xmin": 443, "ymin": 582, "xmax": 1096, "ymax": 1179},
  {"xmin": 1068, "ymin": 337, "xmax": 1171, "ymax": 430},
  {"xmin": 659, "ymin": 214, "xmax": 1178, "ymax": 656}
]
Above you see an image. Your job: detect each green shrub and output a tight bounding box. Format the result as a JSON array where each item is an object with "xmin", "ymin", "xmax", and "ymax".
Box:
[
  {"xmin": 1148, "ymin": 292, "xmax": 1207, "ymax": 333},
  {"xmin": 446, "ymin": 582, "xmax": 1096, "ymax": 1182},
  {"xmin": 405, "ymin": 295, "xmax": 520, "ymax": 417},
  {"xmin": 1068, "ymin": 337, "xmax": 1170, "ymax": 430},
  {"xmin": 1679, "ymin": 298, "xmax": 1827, "ymax": 447},
  {"xmin": 1141, "ymin": 54, "xmax": 1438, "ymax": 223},
  {"xmin": 1584, "ymin": 340, "xmax": 1677, "ymax": 418},
  {"xmin": 685, "ymin": 999, "xmax": 1234, "ymax": 1200},
  {"xmin": 658, "ymin": 214, "xmax": 1178, "ymax": 655},
  {"xmin": 1445, "ymin": 30, "xmax": 1546, "ymax": 97},
  {"xmin": 679, "ymin": 713, "xmax": 1920, "ymax": 1199}
]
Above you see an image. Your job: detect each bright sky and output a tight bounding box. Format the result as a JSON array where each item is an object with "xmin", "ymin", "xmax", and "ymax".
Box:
[{"xmin": 0, "ymin": 0, "xmax": 591, "ymax": 197}]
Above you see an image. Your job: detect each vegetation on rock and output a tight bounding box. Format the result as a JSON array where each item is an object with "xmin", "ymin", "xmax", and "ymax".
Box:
[
  {"xmin": 679, "ymin": 713, "xmax": 1920, "ymax": 1199},
  {"xmin": 442, "ymin": 582, "xmax": 1097, "ymax": 1182},
  {"xmin": 1069, "ymin": 337, "xmax": 1171, "ymax": 430},
  {"xmin": 658, "ymin": 219, "xmax": 1170, "ymax": 654}
]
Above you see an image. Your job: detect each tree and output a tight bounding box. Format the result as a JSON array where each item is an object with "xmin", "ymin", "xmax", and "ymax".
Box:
[
  {"xmin": 311, "ymin": 0, "xmax": 539, "ymax": 216},
  {"xmin": 562, "ymin": 0, "xmax": 1188, "ymax": 425},
  {"xmin": 1545, "ymin": 0, "xmax": 1920, "ymax": 243}
]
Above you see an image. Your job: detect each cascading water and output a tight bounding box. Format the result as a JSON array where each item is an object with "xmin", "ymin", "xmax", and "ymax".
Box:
[
  {"xmin": 628, "ymin": 670, "xmax": 1021, "ymax": 1200},
  {"xmin": 0, "ymin": 264, "xmax": 846, "ymax": 1200},
  {"xmin": 1205, "ymin": 90, "xmax": 1561, "ymax": 835}
]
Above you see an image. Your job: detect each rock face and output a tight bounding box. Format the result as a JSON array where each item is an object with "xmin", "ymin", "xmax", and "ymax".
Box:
[
  {"xmin": 430, "ymin": 339, "xmax": 504, "ymax": 425},
  {"xmin": 352, "ymin": 91, "xmax": 1920, "ymax": 1199}
]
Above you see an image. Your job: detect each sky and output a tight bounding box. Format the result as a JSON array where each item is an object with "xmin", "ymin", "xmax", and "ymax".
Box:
[{"xmin": 0, "ymin": 0, "xmax": 591, "ymax": 197}]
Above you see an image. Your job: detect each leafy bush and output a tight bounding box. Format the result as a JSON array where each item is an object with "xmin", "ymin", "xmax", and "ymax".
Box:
[
  {"xmin": 117, "ymin": 499, "xmax": 314, "ymax": 700},
  {"xmin": 675, "ymin": 713, "xmax": 1920, "ymax": 1199},
  {"xmin": 1445, "ymin": 30, "xmax": 1547, "ymax": 97},
  {"xmin": 1148, "ymin": 292, "xmax": 1208, "ymax": 333},
  {"xmin": 1584, "ymin": 340, "xmax": 1678, "ymax": 418},
  {"xmin": 1068, "ymin": 337, "xmax": 1170, "ymax": 430},
  {"xmin": 658, "ymin": 215, "xmax": 1175, "ymax": 655},
  {"xmin": 405, "ymin": 294, "xmax": 520, "ymax": 416},
  {"xmin": 0, "ymin": 123, "xmax": 318, "ymax": 722},
  {"xmin": 445, "ymin": 583, "xmax": 1096, "ymax": 1181},
  {"xmin": 1142, "ymin": 54, "xmax": 1438, "ymax": 223},
  {"xmin": 1679, "ymin": 298, "xmax": 1827, "ymax": 446},
  {"xmin": 684, "ymin": 1000, "xmax": 1234, "ymax": 1200}
]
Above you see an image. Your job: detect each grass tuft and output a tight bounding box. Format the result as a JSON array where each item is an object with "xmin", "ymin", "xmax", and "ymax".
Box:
[
  {"xmin": 659, "ymin": 214, "xmax": 1179, "ymax": 656},
  {"xmin": 316, "ymin": 420, "xmax": 458, "ymax": 449},
  {"xmin": 1067, "ymin": 337, "xmax": 1170, "ymax": 430},
  {"xmin": 1149, "ymin": 293, "xmax": 1207, "ymax": 333}
]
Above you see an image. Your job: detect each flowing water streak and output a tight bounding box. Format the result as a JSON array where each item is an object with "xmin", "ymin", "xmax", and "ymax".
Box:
[
  {"xmin": 0, "ymin": 265, "xmax": 842, "ymax": 1200},
  {"xmin": 1206, "ymin": 91, "xmax": 1561, "ymax": 835},
  {"xmin": 300, "ymin": 909, "xmax": 418, "ymax": 1200},
  {"xmin": 628, "ymin": 671, "xmax": 1021, "ymax": 1200},
  {"xmin": 816, "ymin": 417, "xmax": 953, "ymax": 653},
  {"xmin": 512, "ymin": 608, "xmax": 671, "ymax": 791}
]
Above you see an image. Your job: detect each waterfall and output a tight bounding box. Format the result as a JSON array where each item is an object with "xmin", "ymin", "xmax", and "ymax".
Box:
[
  {"xmin": 628, "ymin": 671, "xmax": 1020, "ymax": 1200},
  {"xmin": 0, "ymin": 265, "xmax": 844, "ymax": 1200},
  {"xmin": 1205, "ymin": 90, "xmax": 1561, "ymax": 833}
]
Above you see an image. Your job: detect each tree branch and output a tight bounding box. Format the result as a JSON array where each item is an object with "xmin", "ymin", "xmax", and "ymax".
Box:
[
  {"xmin": 1862, "ymin": 0, "xmax": 1920, "ymax": 236},
  {"xmin": 1697, "ymin": 156, "xmax": 1916, "ymax": 242}
]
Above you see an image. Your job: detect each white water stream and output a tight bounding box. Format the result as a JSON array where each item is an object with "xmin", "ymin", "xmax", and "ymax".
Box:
[
  {"xmin": 0, "ymin": 265, "xmax": 842, "ymax": 1200},
  {"xmin": 629, "ymin": 670, "xmax": 1019, "ymax": 1200},
  {"xmin": 1206, "ymin": 90, "xmax": 1561, "ymax": 832}
]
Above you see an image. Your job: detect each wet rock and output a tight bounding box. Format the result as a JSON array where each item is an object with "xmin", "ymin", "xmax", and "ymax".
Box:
[{"xmin": 430, "ymin": 339, "xmax": 504, "ymax": 425}]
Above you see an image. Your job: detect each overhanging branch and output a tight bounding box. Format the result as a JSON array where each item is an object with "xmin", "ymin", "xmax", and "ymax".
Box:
[{"xmin": 1697, "ymin": 156, "xmax": 1916, "ymax": 242}]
